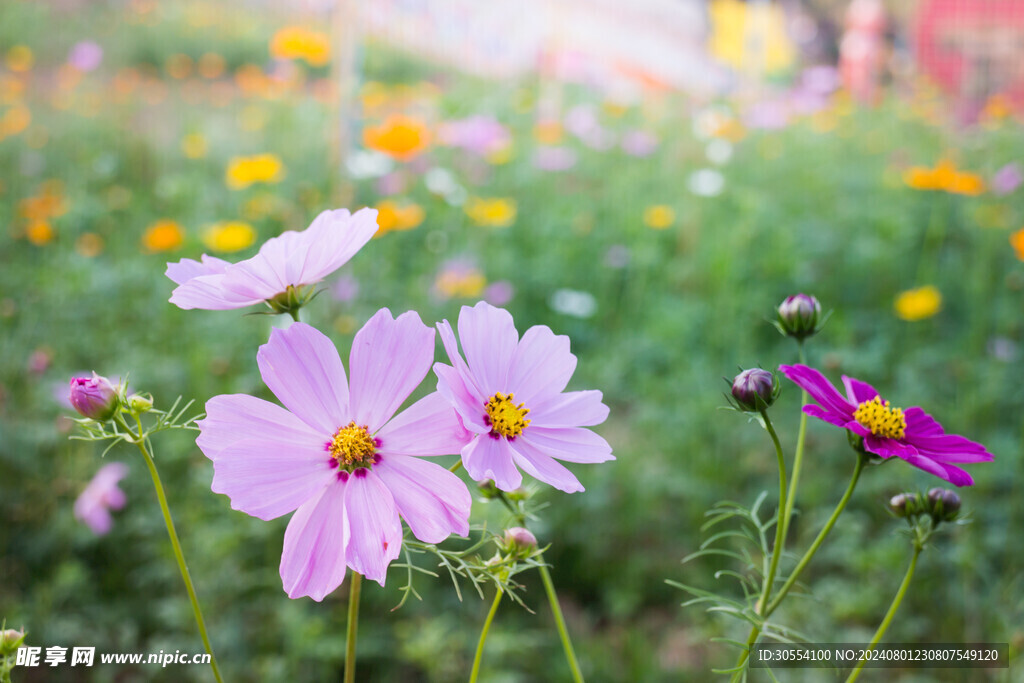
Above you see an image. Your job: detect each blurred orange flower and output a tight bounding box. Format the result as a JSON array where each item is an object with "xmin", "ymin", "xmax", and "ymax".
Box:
[
  {"xmin": 903, "ymin": 159, "xmax": 985, "ymax": 196},
  {"xmin": 225, "ymin": 154, "xmax": 285, "ymax": 189},
  {"xmin": 25, "ymin": 221, "xmax": 54, "ymax": 246},
  {"xmin": 5, "ymin": 46, "xmax": 33, "ymax": 73},
  {"xmin": 363, "ymin": 115, "xmax": 431, "ymax": 161},
  {"xmin": 270, "ymin": 26, "xmax": 330, "ymax": 67},
  {"xmin": 19, "ymin": 183, "xmax": 67, "ymax": 221},
  {"xmin": 1, "ymin": 105, "xmax": 31, "ymax": 138},
  {"xmin": 142, "ymin": 219, "xmax": 184, "ymax": 252},
  {"xmin": 465, "ymin": 197, "xmax": 516, "ymax": 228},
  {"xmin": 198, "ymin": 53, "xmax": 226, "ymax": 79},
  {"xmin": 76, "ymin": 232, "xmax": 104, "ymax": 257},
  {"xmin": 1010, "ymin": 228, "xmax": 1024, "ymax": 261},
  {"xmin": 374, "ymin": 200, "xmax": 424, "ymax": 237}
]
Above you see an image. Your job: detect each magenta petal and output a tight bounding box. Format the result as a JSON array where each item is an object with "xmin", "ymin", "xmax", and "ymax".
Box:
[
  {"xmin": 518, "ymin": 427, "xmax": 614, "ymax": 463},
  {"xmin": 257, "ymin": 323, "xmax": 350, "ymax": 435},
  {"xmin": 904, "ymin": 407, "xmax": 945, "ymax": 436},
  {"xmin": 802, "ymin": 404, "xmax": 854, "ymax": 429},
  {"xmin": 509, "ymin": 440, "xmax": 584, "ymax": 493},
  {"xmin": 505, "ymin": 325, "xmax": 577, "ymax": 404},
  {"xmin": 375, "ymin": 392, "xmax": 471, "ymax": 457},
  {"xmin": 280, "ymin": 481, "xmax": 349, "ymax": 601},
  {"xmin": 457, "ymin": 302, "xmax": 519, "ymax": 393},
  {"xmin": 863, "ymin": 435, "xmax": 916, "ymax": 459},
  {"xmin": 905, "ymin": 433, "xmax": 994, "ymax": 463},
  {"xmin": 343, "ymin": 471, "xmax": 402, "ymax": 585},
  {"xmin": 211, "ymin": 439, "xmax": 336, "ymax": 520},
  {"xmin": 841, "ymin": 375, "xmax": 882, "ymax": 405},
  {"xmin": 349, "ymin": 309, "xmax": 434, "ymax": 431},
  {"xmin": 779, "ymin": 365, "xmax": 855, "ymax": 419},
  {"xmin": 462, "ymin": 435, "xmax": 523, "ymax": 491},
  {"xmin": 434, "ymin": 363, "xmax": 489, "ymax": 433},
  {"xmin": 374, "ymin": 455, "xmax": 471, "ymax": 543},
  {"xmin": 196, "ymin": 394, "xmax": 325, "ymax": 461},
  {"xmin": 529, "ymin": 390, "xmax": 608, "ymax": 428},
  {"xmin": 898, "ymin": 452, "xmax": 975, "ymax": 487}
]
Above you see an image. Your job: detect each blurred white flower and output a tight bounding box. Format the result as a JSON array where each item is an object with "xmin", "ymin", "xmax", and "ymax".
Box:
[
  {"xmin": 346, "ymin": 149, "xmax": 393, "ymax": 179},
  {"xmin": 688, "ymin": 169, "xmax": 725, "ymax": 197},
  {"xmin": 549, "ymin": 289, "xmax": 597, "ymax": 318}
]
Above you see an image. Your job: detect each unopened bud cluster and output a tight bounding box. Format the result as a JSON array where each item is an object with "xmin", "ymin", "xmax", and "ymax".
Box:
[{"xmin": 889, "ymin": 488, "xmax": 961, "ymax": 523}]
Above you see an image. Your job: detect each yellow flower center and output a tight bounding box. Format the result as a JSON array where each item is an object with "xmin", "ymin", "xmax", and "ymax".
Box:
[
  {"xmin": 853, "ymin": 396, "xmax": 906, "ymax": 440},
  {"xmin": 328, "ymin": 422, "xmax": 376, "ymax": 470},
  {"xmin": 485, "ymin": 392, "xmax": 531, "ymax": 439}
]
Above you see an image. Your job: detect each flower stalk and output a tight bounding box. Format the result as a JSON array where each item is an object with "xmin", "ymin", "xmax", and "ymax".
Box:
[
  {"xmin": 469, "ymin": 588, "xmax": 503, "ymax": 683},
  {"xmin": 344, "ymin": 572, "xmax": 363, "ymax": 683}
]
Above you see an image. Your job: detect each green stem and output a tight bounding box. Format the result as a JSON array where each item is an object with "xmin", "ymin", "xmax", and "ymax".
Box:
[
  {"xmin": 538, "ymin": 559, "xmax": 584, "ymax": 683},
  {"xmin": 780, "ymin": 343, "xmax": 808, "ymax": 550},
  {"xmin": 132, "ymin": 418, "xmax": 222, "ymax": 683},
  {"xmin": 468, "ymin": 588, "xmax": 503, "ymax": 683},
  {"xmin": 758, "ymin": 411, "xmax": 788, "ymax": 613},
  {"xmin": 845, "ymin": 546, "xmax": 920, "ymax": 683},
  {"xmin": 449, "ymin": 459, "xmax": 463, "ymax": 474},
  {"xmin": 344, "ymin": 572, "xmax": 363, "ymax": 683},
  {"xmin": 288, "ymin": 308, "xmax": 301, "ymax": 323}
]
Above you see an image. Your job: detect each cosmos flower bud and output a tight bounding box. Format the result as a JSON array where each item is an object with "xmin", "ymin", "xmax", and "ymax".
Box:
[
  {"xmin": 730, "ymin": 369, "xmax": 779, "ymax": 412},
  {"xmin": 776, "ymin": 294, "xmax": 823, "ymax": 341},
  {"xmin": 927, "ymin": 488, "xmax": 961, "ymax": 522},
  {"xmin": 127, "ymin": 393, "xmax": 154, "ymax": 414},
  {"xmin": 477, "ymin": 479, "xmax": 500, "ymax": 500},
  {"xmin": 0, "ymin": 628, "xmax": 25, "ymax": 656},
  {"xmin": 502, "ymin": 527, "xmax": 538, "ymax": 557},
  {"xmin": 69, "ymin": 373, "xmax": 120, "ymax": 421},
  {"xmin": 889, "ymin": 492, "xmax": 924, "ymax": 518}
]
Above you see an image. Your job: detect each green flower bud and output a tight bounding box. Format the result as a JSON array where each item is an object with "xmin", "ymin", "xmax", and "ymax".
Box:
[
  {"xmin": 501, "ymin": 527, "xmax": 538, "ymax": 558},
  {"xmin": 776, "ymin": 294, "xmax": 823, "ymax": 340},
  {"xmin": 127, "ymin": 393, "xmax": 154, "ymax": 414},
  {"xmin": 927, "ymin": 487, "xmax": 961, "ymax": 522},
  {"xmin": 889, "ymin": 492, "xmax": 924, "ymax": 518}
]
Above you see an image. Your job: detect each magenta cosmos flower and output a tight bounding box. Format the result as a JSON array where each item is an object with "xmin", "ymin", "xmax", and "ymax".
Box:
[
  {"xmin": 434, "ymin": 302, "xmax": 613, "ymax": 493},
  {"xmin": 166, "ymin": 208, "xmax": 378, "ymax": 311},
  {"xmin": 74, "ymin": 462, "xmax": 129, "ymax": 535},
  {"xmin": 779, "ymin": 364, "xmax": 993, "ymax": 486},
  {"xmin": 196, "ymin": 311, "xmax": 471, "ymax": 600}
]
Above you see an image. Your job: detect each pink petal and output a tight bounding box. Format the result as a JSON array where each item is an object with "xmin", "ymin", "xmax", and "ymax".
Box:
[
  {"xmin": 802, "ymin": 404, "xmax": 853, "ymax": 429},
  {"xmin": 518, "ymin": 427, "xmax": 614, "ymax": 463},
  {"xmin": 257, "ymin": 323, "xmax": 350, "ymax": 435},
  {"xmin": 863, "ymin": 435, "xmax": 916, "ymax": 459},
  {"xmin": 280, "ymin": 481, "xmax": 349, "ymax": 601},
  {"xmin": 343, "ymin": 471, "xmax": 403, "ymax": 585},
  {"xmin": 220, "ymin": 250, "xmax": 288, "ymax": 301},
  {"xmin": 196, "ymin": 394, "xmax": 324, "ymax": 461},
  {"xmin": 169, "ymin": 273, "xmax": 264, "ymax": 310},
  {"xmin": 434, "ymin": 363, "xmax": 489, "ymax": 433},
  {"xmin": 436, "ymin": 320, "xmax": 484, "ymax": 399},
  {"xmin": 76, "ymin": 503, "xmax": 113, "ymax": 535},
  {"xmin": 211, "ymin": 439, "xmax": 337, "ymax": 520},
  {"xmin": 506, "ymin": 325, "xmax": 577, "ymax": 405},
  {"xmin": 529, "ymin": 390, "xmax": 608, "ymax": 428},
  {"xmin": 778, "ymin": 365, "xmax": 855, "ymax": 419},
  {"xmin": 509, "ymin": 440, "xmax": 584, "ymax": 493},
  {"xmin": 898, "ymin": 452, "xmax": 975, "ymax": 487},
  {"xmin": 462, "ymin": 435, "xmax": 523, "ymax": 491},
  {"xmin": 349, "ymin": 309, "xmax": 434, "ymax": 431},
  {"xmin": 457, "ymin": 302, "xmax": 519, "ymax": 394},
  {"xmin": 841, "ymin": 375, "xmax": 882, "ymax": 405},
  {"xmin": 375, "ymin": 392, "xmax": 472, "ymax": 457},
  {"xmin": 904, "ymin": 407, "xmax": 945, "ymax": 436},
  {"xmin": 165, "ymin": 254, "xmax": 232, "ymax": 285},
  {"xmin": 294, "ymin": 208, "xmax": 378, "ymax": 284},
  {"xmin": 905, "ymin": 434, "xmax": 994, "ymax": 464},
  {"xmin": 373, "ymin": 455, "xmax": 471, "ymax": 543}
]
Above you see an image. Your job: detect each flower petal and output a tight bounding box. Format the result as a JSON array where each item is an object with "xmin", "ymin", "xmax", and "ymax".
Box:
[
  {"xmin": 842, "ymin": 375, "xmax": 882, "ymax": 405},
  {"xmin": 165, "ymin": 254, "xmax": 232, "ymax": 285},
  {"xmin": 436, "ymin": 319, "xmax": 485, "ymax": 399},
  {"xmin": 509, "ymin": 440, "xmax": 584, "ymax": 493},
  {"xmin": 802, "ymin": 404, "xmax": 854, "ymax": 429},
  {"xmin": 518, "ymin": 427, "xmax": 614, "ymax": 463},
  {"xmin": 462, "ymin": 435, "xmax": 522, "ymax": 491},
  {"xmin": 457, "ymin": 302, "xmax": 518, "ymax": 393},
  {"xmin": 898, "ymin": 452, "xmax": 975, "ymax": 487},
  {"xmin": 375, "ymin": 392, "xmax": 472, "ymax": 457},
  {"xmin": 280, "ymin": 481, "xmax": 349, "ymax": 601},
  {"xmin": 169, "ymin": 273, "xmax": 264, "ymax": 310},
  {"xmin": 529, "ymin": 390, "xmax": 608, "ymax": 428},
  {"xmin": 373, "ymin": 455, "xmax": 471, "ymax": 543},
  {"xmin": 434, "ymin": 363, "xmax": 489, "ymax": 433},
  {"xmin": 196, "ymin": 394, "xmax": 324, "ymax": 461},
  {"xmin": 349, "ymin": 309, "xmax": 434, "ymax": 431},
  {"xmin": 905, "ymin": 433, "xmax": 994, "ymax": 464},
  {"xmin": 211, "ymin": 439, "xmax": 336, "ymax": 520},
  {"xmin": 903, "ymin": 407, "xmax": 945, "ymax": 436},
  {"xmin": 863, "ymin": 435, "xmax": 916, "ymax": 459},
  {"xmin": 257, "ymin": 322, "xmax": 350, "ymax": 435},
  {"xmin": 779, "ymin": 365, "xmax": 855, "ymax": 419},
  {"xmin": 343, "ymin": 470, "xmax": 403, "ymax": 585},
  {"xmin": 506, "ymin": 324, "xmax": 577, "ymax": 404},
  {"xmin": 294, "ymin": 208, "xmax": 379, "ymax": 284}
]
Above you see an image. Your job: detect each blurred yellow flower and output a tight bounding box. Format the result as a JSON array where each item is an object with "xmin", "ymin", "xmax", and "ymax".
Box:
[
  {"xmin": 435, "ymin": 266, "xmax": 487, "ymax": 299},
  {"xmin": 894, "ymin": 286, "xmax": 942, "ymax": 321},
  {"xmin": 465, "ymin": 197, "xmax": 516, "ymax": 228},
  {"xmin": 5, "ymin": 46, "xmax": 33, "ymax": 73},
  {"xmin": 533, "ymin": 121, "xmax": 563, "ymax": 145},
  {"xmin": 1, "ymin": 105, "xmax": 31, "ymax": 137},
  {"xmin": 982, "ymin": 94, "xmax": 1012, "ymax": 122},
  {"xmin": 903, "ymin": 159, "xmax": 985, "ymax": 196},
  {"xmin": 270, "ymin": 26, "xmax": 331, "ymax": 67},
  {"xmin": 1010, "ymin": 228, "xmax": 1024, "ymax": 261},
  {"xmin": 225, "ymin": 154, "xmax": 284, "ymax": 189},
  {"xmin": 374, "ymin": 200, "xmax": 424, "ymax": 237},
  {"xmin": 182, "ymin": 133, "xmax": 208, "ymax": 159},
  {"xmin": 485, "ymin": 143, "xmax": 513, "ymax": 165},
  {"xmin": 75, "ymin": 232, "xmax": 104, "ymax": 257},
  {"xmin": 142, "ymin": 219, "xmax": 185, "ymax": 252},
  {"xmin": 363, "ymin": 115, "xmax": 431, "ymax": 161},
  {"xmin": 25, "ymin": 221, "xmax": 54, "ymax": 246},
  {"xmin": 202, "ymin": 221, "xmax": 256, "ymax": 252},
  {"xmin": 643, "ymin": 205, "xmax": 675, "ymax": 230}
]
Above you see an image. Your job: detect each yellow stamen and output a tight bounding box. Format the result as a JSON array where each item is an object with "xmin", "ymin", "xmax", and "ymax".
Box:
[
  {"xmin": 328, "ymin": 422, "xmax": 376, "ymax": 469},
  {"xmin": 853, "ymin": 396, "xmax": 906, "ymax": 440},
  {"xmin": 485, "ymin": 392, "xmax": 531, "ymax": 439}
]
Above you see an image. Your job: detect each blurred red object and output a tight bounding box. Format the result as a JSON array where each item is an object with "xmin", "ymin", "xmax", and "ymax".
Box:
[{"xmin": 840, "ymin": 0, "xmax": 887, "ymax": 104}]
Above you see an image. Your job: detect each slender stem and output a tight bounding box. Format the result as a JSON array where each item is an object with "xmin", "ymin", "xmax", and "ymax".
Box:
[
  {"xmin": 780, "ymin": 343, "xmax": 808, "ymax": 549},
  {"xmin": 845, "ymin": 546, "xmax": 920, "ymax": 683},
  {"xmin": 449, "ymin": 459, "xmax": 463, "ymax": 474},
  {"xmin": 132, "ymin": 417, "xmax": 222, "ymax": 683},
  {"xmin": 758, "ymin": 411, "xmax": 788, "ymax": 612},
  {"xmin": 288, "ymin": 309, "xmax": 301, "ymax": 323},
  {"xmin": 344, "ymin": 572, "xmax": 363, "ymax": 683},
  {"xmin": 538, "ymin": 560, "xmax": 584, "ymax": 683},
  {"xmin": 469, "ymin": 588, "xmax": 503, "ymax": 683}
]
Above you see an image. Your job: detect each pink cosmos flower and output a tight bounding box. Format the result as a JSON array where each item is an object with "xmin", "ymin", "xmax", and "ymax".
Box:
[
  {"xmin": 779, "ymin": 364, "xmax": 993, "ymax": 486},
  {"xmin": 74, "ymin": 462, "xmax": 129, "ymax": 535},
  {"xmin": 434, "ymin": 302, "xmax": 613, "ymax": 493},
  {"xmin": 166, "ymin": 208, "xmax": 378, "ymax": 311},
  {"xmin": 196, "ymin": 312, "xmax": 472, "ymax": 600}
]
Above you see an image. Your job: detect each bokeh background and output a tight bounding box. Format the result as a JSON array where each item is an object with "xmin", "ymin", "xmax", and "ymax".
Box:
[{"xmin": 2, "ymin": 0, "xmax": 1022, "ymax": 680}]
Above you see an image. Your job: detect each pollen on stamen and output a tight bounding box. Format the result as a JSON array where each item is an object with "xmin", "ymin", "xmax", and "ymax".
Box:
[
  {"xmin": 327, "ymin": 421, "xmax": 376, "ymax": 472},
  {"xmin": 484, "ymin": 391, "xmax": 531, "ymax": 439},
  {"xmin": 853, "ymin": 396, "xmax": 907, "ymax": 440}
]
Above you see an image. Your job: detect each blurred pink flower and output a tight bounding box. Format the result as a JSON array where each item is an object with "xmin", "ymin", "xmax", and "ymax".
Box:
[
  {"xmin": 196, "ymin": 314, "xmax": 471, "ymax": 600},
  {"xmin": 330, "ymin": 273, "xmax": 360, "ymax": 302},
  {"xmin": 74, "ymin": 462, "xmax": 128, "ymax": 535},
  {"xmin": 533, "ymin": 146, "xmax": 577, "ymax": 171},
  {"xmin": 68, "ymin": 41, "xmax": 103, "ymax": 72},
  {"xmin": 484, "ymin": 280, "xmax": 514, "ymax": 306},
  {"xmin": 439, "ymin": 115, "xmax": 511, "ymax": 156},
  {"xmin": 992, "ymin": 163, "xmax": 1022, "ymax": 196},
  {"xmin": 621, "ymin": 130, "xmax": 658, "ymax": 157}
]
